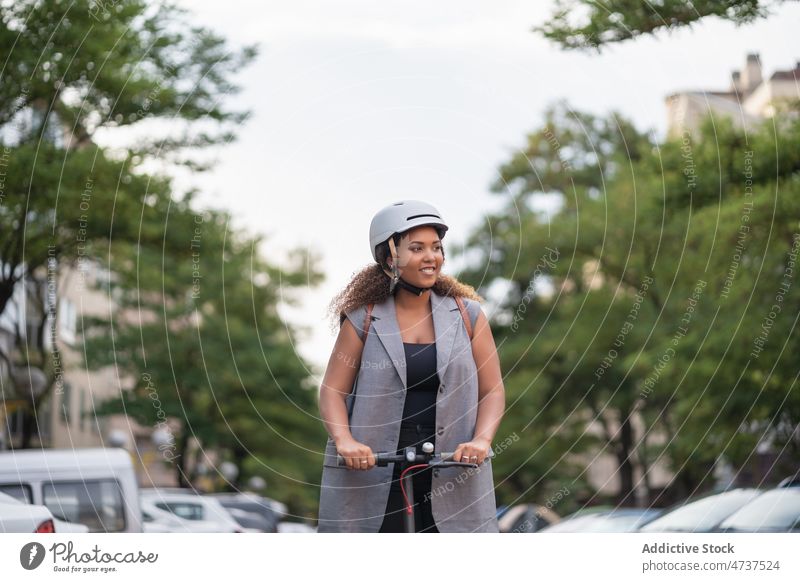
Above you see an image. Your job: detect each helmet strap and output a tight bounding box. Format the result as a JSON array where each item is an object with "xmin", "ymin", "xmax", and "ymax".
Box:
[{"xmin": 382, "ymin": 237, "xmax": 435, "ymax": 296}]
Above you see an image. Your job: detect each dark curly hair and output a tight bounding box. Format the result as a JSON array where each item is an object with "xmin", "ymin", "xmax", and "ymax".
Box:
[{"xmin": 327, "ymin": 228, "xmax": 484, "ymax": 332}]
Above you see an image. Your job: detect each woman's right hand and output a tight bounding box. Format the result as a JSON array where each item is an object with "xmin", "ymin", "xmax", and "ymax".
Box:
[{"xmin": 336, "ymin": 437, "xmax": 375, "ymax": 470}]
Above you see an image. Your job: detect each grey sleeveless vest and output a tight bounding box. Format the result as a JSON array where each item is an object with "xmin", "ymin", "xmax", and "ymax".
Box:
[{"xmin": 317, "ymin": 290, "xmax": 499, "ymax": 532}]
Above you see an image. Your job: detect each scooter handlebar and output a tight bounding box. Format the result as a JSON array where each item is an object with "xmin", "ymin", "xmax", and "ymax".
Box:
[{"xmin": 336, "ymin": 448, "xmax": 494, "ymax": 467}]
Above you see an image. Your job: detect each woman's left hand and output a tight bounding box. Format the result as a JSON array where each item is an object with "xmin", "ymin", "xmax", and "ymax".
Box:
[{"xmin": 454, "ymin": 438, "xmax": 492, "ymax": 465}]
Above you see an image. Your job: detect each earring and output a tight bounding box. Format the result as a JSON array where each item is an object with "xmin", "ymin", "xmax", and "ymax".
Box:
[{"xmin": 389, "ymin": 264, "xmax": 400, "ymax": 294}]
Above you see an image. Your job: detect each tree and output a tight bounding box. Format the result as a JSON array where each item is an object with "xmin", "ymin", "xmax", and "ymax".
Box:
[
  {"xmin": 83, "ymin": 198, "xmax": 327, "ymax": 514},
  {"xmin": 0, "ymin": 0, "xmax": 256, "ymax": 446},
  {"xmin": 535, "ymin": 0, "xmax": 790, "ymax": 51},
  {"xmin": 461, "ymin": 102, "xmax": 800, "ymax": 505}
]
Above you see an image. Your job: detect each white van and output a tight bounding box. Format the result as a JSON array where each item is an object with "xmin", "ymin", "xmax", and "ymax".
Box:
[{"xmin": 0, "ymin": 447, "xmax": 142, "ymax": 533}]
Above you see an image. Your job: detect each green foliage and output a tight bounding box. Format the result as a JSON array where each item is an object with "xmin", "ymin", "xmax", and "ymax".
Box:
[
  {"xmin": 535, "ymin": 0, "xmax": 783, "ymax": 51},
  {"xmin": 83, "ymin": 199, "xmax": 326, "ymax": 514},
  {"xmin": 0, "ymin": 0, "xmax": 257, "ymax": 317},
  {"xmin": 463, "ymin": 103, "xmax": 800, "ymax": 504},
  {"xmin": 0, "ymin": 0, "xmax": 256, "ymax": 448},
  {"xmin": 1, "ymin": 2, "xmax": 329, "ymax": 515},
  {"xmin": 0, "ymin": 0, "xmax": 256, "ymax": 152}
]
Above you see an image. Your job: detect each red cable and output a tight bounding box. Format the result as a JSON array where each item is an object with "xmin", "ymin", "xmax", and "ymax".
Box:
[{"xmin": 399, "ymin": 464, "xmax": 430, "ymax": 515}]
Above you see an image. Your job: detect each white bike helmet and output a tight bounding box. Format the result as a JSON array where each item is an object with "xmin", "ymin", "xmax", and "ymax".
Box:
[{"xmin": 369, "ymin": 200, "xmax": 449, "ymax": 262}]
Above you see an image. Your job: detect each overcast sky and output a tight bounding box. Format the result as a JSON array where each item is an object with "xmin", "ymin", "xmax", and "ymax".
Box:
[{"xmin": 165, "ymin": 0, "xmax": 799, "ymax": 373}]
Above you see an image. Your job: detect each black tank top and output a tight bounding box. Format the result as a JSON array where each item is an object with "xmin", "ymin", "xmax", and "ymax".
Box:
[{"xmin": 401, "ymin": 342, "xmax": 439, "ymax": 426}]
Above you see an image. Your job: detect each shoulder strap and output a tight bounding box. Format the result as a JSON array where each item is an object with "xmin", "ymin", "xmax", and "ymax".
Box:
[
  {"xmin": 454, "ymin": 296, "xmax": 473, "ymax": 340},
  {"xmin": 362, "ymin": 304, "xmax": 374, "ymax": 343}
]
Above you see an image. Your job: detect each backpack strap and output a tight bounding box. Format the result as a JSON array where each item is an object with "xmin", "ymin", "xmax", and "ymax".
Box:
[
  {"xmin": 454, "ymin": 296, "xmax": 474, "ymax": 340},
  {"xmin": 362, "ymin": 303, "xmax": 374, "ymax": 343}
]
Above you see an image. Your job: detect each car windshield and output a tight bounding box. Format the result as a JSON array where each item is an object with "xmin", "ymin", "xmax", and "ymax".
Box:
[
  {"xmin": 718, "ymin": 489, "xmax": 800, "ymax": 531},
  {"xmin": 584, "ymin": 512, "xmax": 661, "ymax": 532},
  {"xmin": 640, "ymin": 490, "xmax": 761, "ymax": 532},
  {"xmin": 154, "ymin": 501, "xmax": 205, "ymax": 521},
  {"xmin": 218, "ymin": 500, "xmax": 273, "ymax": 520},
  {"xmin": 543, "ymin": 511, "xmax": 657, "ymax": 533}
]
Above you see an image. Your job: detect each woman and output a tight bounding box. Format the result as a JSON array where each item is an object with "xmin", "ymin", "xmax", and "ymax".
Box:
[{"xmin": 317, "ymin": 200, "xmax": 505, "ymax": 533}]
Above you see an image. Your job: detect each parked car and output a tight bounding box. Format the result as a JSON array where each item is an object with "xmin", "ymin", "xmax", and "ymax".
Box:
[
  {"xmin": 716, "ymin": 487, "xmax": 800, "ymax": 532},
  {"xmin": 139, "ymin": 496, "xmax": 231, "ymax": 533},
  {"xmin": 0, "ymin": 491, "xmax": 55, "ymax": 533},
  {"xmin": 540, "ymin": 508, "xmax": 661, "ymax": 533},
  {"xmin": 51, "ymin": 517, "xmax": 91, "ymax": 533},
  {"xmin": 0, "ymin": 490, "xmax": 90, "ymax": 533},
  {"xmin": 208, "ymin": 492, "xmax": 281, "ymax": 532},
  {"xmin": 139, "ymin": 489, "xmax": 242, "ymax": 532},
  {"xmin": 639, "ymin": 488, "xmax": 762, "ymax": 533},
  {"xmin": 0, "ymin": 447, "xmax": 142, "ymax": 532},
  {"xmin": 498, "ymin": 503, "xmax": 561, "ymax": 533},
  {"xmin": 140, "ymin": 501, "xmax": 182, "ymax": 533},
  {"xmin": 277, "ymin": 520, "xmax": 317, "ymax": 533},
  {"xmin": 226, "ymin": 508, "xmax": 276, "ymax": 532}
]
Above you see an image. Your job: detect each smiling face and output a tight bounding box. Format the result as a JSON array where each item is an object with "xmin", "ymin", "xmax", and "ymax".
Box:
[{"xmin": 386, "ymin": 225, "xmax": 444, "ymax": 287}]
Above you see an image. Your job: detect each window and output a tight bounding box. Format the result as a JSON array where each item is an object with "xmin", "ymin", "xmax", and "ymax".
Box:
[
  {"xmin": 154, "ymin": 501, "xmax": 205, "ymax": 521},
  {"xmin": 59, "ymin": 298, "xmax": 77, "ymax": 344},
  {"xmin": 37, "ymin": 399, "xmax": 52, "ymax": 443},
  {"xmin": 60, "ymin": 382, "xmax": 72, "ymax": 426},
  {"xmin": 0, "ymin": 483, "xmax": 33, "ymax": 504},
  {"xmin": 94, "ymin": 264, "xmax": 112, "ymax": 291},
  {"xmin": 43, "ymin": 479, "xmax": 126, "ymax": 532},
  {"xmin": 78, "ymin": 389, "xmax": 87, "ymax": 432}
]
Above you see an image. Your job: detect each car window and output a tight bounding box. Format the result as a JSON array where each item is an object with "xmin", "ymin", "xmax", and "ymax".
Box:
[
  {"xmin": 43, "ymin": 480, "xmax": 126, "ymax": 532},
  {"xmin": 640, "ymin": 490, "xmax": 761, "ymax": 532},
  {"xmin": 0, "ymin": 483, "xmax": 33, "ymax": 504},
  {"xmin": 719, "ymin": 489, "xmax": 800, "ymax": 531},
  {"xmin": 154, "ymin": 501, "xmax": 205, "ymax": 521},
  {"xmin": 0, "ymin": 491, "xmax": 22, "ymax": 504},
  {"xmin": 218, "ymin": 501, "xmax": 274, "ymax": 522}
]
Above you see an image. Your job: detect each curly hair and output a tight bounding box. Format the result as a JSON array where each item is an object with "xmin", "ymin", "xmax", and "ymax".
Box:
[
  {"xmin": 327, "ymin": 263, "xmax": 484, "ymax": 331},
  {"xmin": 327, "ymin": 230, "xmax": 484, "ymax": 332}
]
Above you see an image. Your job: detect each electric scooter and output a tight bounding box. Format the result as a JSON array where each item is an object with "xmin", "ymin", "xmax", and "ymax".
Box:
[{"xmin": 337, "ymin": 441, "xmax": 493, "ymax": 533}]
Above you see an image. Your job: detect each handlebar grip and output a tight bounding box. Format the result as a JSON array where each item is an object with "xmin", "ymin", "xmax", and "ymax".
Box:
[
  {"xmin": 335, "ymin": 453, "xmax": 382, "ymax": 466},
  {"xmin": 440, "ymin": 449, "xmax": 495, "ymax": 462},
  {"xmin": 336, "ymin": 452, "xmax": 394, "ymax": 466}
]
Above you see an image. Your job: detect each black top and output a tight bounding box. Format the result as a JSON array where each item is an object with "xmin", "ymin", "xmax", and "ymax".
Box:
[{"xmin": 401, "ymin": 342, "xmax": 439, "ymax": 427}]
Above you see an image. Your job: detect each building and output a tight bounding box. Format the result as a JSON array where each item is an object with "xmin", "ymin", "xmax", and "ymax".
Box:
[
  {"xmin": 0, "ymin": 259, "xmax": 179, "ymax": 487},
  {"xmin": 666, "ymin": 54, "xmax": 800, "ymax": 139}
]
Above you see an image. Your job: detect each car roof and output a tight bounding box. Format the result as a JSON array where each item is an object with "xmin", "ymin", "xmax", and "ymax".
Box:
[
  {"xmin": 0, "ymin": 447, "xmax": 133, "ymax": 470},
  {"xmin": 140, "ymin": 490, "xmax": 219, "ymax": 503}
]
